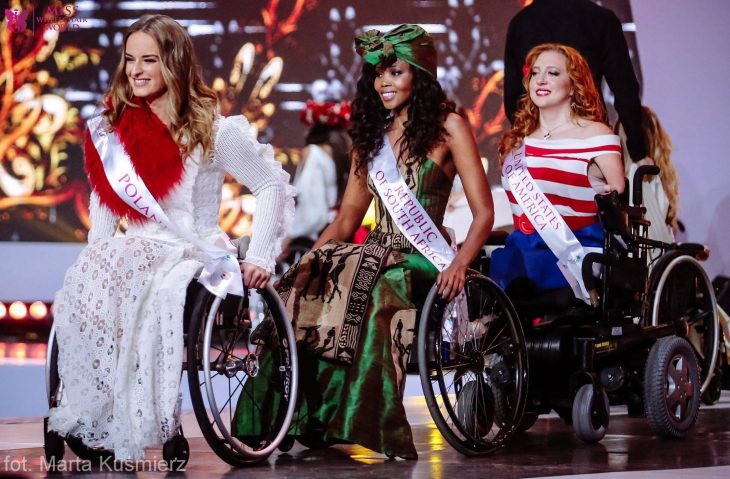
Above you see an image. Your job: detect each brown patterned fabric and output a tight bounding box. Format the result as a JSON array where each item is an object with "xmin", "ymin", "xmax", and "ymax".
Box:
[{"xmin": 277, "ymin": 241, "xmax": 397, "ymax": 364}]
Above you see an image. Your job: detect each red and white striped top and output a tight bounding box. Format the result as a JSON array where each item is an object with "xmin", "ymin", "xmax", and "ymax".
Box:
[{"xmin": 501, "ymin": 134, "xmax": 622, "ymax": 232}]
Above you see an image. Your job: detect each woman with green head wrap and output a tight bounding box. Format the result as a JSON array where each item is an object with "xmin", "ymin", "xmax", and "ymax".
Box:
[{"xmin": 233, "ymin": 24, "xmax": 493, "ymax": 459}]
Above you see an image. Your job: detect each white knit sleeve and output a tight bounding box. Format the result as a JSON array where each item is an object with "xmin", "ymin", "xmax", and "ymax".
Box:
[
  {"xmin": 87, "ymin": 191, "xmax": 119, "ymax": 242},
  {"xmin": 213, "ymin": 115, "xmax": 296, "ymax": 272}
]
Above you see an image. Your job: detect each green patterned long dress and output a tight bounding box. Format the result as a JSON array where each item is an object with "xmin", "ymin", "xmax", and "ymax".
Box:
[{"xmin": 233, "ymin": 157, "xmax": 452, "ymax": 459}]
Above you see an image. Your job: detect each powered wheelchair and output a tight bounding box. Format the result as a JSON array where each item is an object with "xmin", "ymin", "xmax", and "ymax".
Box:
[
  {"xmin": 43, "ymin": 247, "xmax": 299, "ymax": 468},
  {"xmin": 414, "ymin": 165, "xmax": 721, "ymax": 455}
]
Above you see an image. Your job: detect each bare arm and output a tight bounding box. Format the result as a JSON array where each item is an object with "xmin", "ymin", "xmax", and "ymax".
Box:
[
  {"xmin": 312, "ymin": 155, "xmax": 372, "ymax": 249},
  {"xmin": 438, "ymin": 113, "xmax": 494, "ymax": 300},
  {"xmin": 593, "ymin": 152, "xmax": 626, "ymax": 194},
  {"xmin": 585, "ymin": 123, "xmax": 626, "ymax": 195}
]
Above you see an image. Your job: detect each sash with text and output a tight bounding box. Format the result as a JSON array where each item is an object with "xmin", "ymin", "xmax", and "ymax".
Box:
[
  {"xmin": 503, "ymin": 145, "xmax": 591, "ymax": 303},
  {"xmin": 368, "ymin": 135, "xmax": 455, "ymax": 272},
  {"xmin": 88, "ymin": 115, "xmax": 243, "ymax": 298}
]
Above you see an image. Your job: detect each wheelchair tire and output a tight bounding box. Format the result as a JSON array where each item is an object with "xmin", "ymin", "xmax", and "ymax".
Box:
[
  {"xmin": 456, "ymin": 379, "xmax": 495, "ymax": 438},
  {"xmin": 571, "ymin": 384, "xmax": 609, "ymax": 443},
  {"xmin": 648, "ymin": 254, "xmax": 719, "ymax": 396},
  {"xmin": 44, "ymin": 328, "xmax": 65, "ymax": 463},
  {"xmin": 701, "ymin": 343, "xmax": 726, "ymax": 405},
  {"xmin": 644, "ymin": 336, "xmax": 700, "ymax": 438},
  {"xmin": 186, "ymin": 284, "xmax": 298, "ymax": 467},
  {"xmin": 418, "ymin": 274, "xmax": 528, "ymax": 456}
]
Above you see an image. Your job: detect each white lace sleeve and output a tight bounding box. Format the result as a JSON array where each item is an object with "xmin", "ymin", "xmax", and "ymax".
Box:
[
  {"xmin": 87, "ymin": 191, "xmax": 119, "ymax": 242},
  {"xmin": 213, "ymin": 115, "xmax": 296, "ymax": 272}
]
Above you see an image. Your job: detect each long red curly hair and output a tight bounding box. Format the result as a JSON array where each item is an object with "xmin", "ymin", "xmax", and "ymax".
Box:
[{"xmin": 499, "ymin": 43, "xmax": 604, "ymax": 163}]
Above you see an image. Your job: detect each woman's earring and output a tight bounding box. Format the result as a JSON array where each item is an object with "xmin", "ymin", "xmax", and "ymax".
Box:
[{"xmin": 570, "ymin": 101, "xmax": 577, "ymax": 111}]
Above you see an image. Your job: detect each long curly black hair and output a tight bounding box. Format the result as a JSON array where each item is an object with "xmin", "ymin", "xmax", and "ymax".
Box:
[{"xmin": 350, "ymin": 62, "xmax": 455, "ymax": 175}]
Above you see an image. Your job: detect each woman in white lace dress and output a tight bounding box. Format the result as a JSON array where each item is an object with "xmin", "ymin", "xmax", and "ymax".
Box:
[{"xmin": 47, "ymin": 14, "xmax": 294, "ymax": 461}]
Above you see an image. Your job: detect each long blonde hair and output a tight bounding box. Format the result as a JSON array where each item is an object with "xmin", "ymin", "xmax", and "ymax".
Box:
[
  {"xmin": 499, "ymin": 43, "xmax": 604, "ymax": 162},
  {"xmin": 619, "ymin": 106, "xmax": 679, "ymax": 229},
  {"xmin": 102, "ymin": 14, "xmax": 218, "ymax": 159}
]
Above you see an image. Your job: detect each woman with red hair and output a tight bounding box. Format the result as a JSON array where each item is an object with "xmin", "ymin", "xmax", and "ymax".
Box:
[{"xmin": 492, "ymin": 43, "xmax": 624, "ymax": 301}]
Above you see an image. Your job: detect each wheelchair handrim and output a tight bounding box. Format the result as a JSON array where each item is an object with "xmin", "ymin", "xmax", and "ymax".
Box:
[{"xmin": 201, "ymin": 285, "xmax": 298, "ymax": 458}]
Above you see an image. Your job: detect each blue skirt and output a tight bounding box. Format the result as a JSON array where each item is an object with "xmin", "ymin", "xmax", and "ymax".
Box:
[{"xmin": 490, "ymin": 222, "xmax": 604, "ymax": 291}]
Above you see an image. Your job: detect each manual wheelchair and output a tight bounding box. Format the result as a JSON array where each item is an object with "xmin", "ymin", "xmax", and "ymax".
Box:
[
  {"xmin": 414, "ymin": 165, "xmax": 721, "ymax": 455},
  {"xmin": 43, "ymin": 247, "xmax": 299, "ymax": 468}
]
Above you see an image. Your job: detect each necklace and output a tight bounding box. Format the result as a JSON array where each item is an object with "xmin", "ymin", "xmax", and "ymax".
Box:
[{"xmin": 540, "ymin": 118, "xmax": 572, "ymax": 140}]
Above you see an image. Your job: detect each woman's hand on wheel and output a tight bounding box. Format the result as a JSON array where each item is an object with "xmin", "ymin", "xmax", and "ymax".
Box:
[
  {"xmin": 436, "ymin": 261, "xmax": 468, "ymax": 301},
  {"xmin": 241, "ymin": 262, "xmax": 271, "ymax": 289}
]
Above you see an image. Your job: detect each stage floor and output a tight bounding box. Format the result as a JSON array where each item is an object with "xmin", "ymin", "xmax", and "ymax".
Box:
[{"xmin": 2, "ymin": 394, "xmax": 729, "ymax": 478}]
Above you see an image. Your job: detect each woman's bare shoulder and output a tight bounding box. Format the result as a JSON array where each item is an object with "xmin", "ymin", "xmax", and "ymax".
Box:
[
  {"xmin": 444, "ymin": 111, "xmax": 469, "ymax": 134},
  {"xmin": 575, "ymin": 119, "xmax": 613, "ymax": 137}
]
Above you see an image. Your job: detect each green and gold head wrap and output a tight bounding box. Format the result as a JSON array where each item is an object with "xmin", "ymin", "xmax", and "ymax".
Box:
[{"xmin": 354, "ymin": 24, "xmax": 437, "ymax": 77}]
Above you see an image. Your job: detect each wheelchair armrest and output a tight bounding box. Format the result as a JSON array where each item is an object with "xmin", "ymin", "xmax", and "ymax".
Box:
[
  {"xmin": 595, "ymin": 191, "xmax": 633, "ymax": 245},
  {"xmin": 485, "ymin": 230, "xmax": 509, "ymax": 246}
]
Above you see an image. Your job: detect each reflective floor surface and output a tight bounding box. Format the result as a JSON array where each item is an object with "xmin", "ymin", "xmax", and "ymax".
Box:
[{"xmin": 1, "ymin": 393, "xmax": 729, "ymax": 479}]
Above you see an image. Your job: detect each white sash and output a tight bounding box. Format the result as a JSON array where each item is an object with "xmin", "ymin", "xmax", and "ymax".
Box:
[
  {"xmin": 503, "ymin": 145, "xmax": 591, "ymax": 303},
  {"xmin": 368, "ymin": 135, "xmax": 454, "ymax": 272},
  {"xmin": 87, "ymin": 115, "xmax": 243, "ymax": 298}
]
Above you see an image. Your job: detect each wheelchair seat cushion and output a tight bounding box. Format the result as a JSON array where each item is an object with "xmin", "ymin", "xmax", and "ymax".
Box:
[
  {"xmin": 505, "ymin": 277, "xmax": 588, "ymax": 324},
  {"xmin": 490, "ymin": 222, "xmax": 604, "ymax": 291}
]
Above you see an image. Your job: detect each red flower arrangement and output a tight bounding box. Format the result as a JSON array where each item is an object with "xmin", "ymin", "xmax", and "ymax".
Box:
[{"xmin": 300, "ymin": 99, "xmax": 352, "ymax": 128}]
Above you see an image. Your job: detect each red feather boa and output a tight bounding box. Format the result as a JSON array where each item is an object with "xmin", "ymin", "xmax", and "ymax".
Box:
[{"xmin": 84, "ymin": 103, "xmax": 185, "ymax": 223}]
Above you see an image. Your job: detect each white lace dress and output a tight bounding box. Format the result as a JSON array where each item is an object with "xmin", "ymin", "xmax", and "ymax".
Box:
[{"xmin": 48, "ymin": 116, "xmax": 295, "ymax": 461}]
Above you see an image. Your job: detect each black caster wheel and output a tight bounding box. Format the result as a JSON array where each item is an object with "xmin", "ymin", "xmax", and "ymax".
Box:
[
  {"xmin": 572, "ymin": 384, "xmax": 609, "ymax": 443},
  {"xmin": 277, "ymin": 436, "xmax": 295, "ymax": 452},
  {"xmin": 163, "ymin": 435, "xmax": 189, "ymax": 471}
]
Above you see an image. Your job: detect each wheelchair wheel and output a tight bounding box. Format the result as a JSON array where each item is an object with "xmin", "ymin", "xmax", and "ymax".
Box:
[
  {"xmin": 571, "ymin": 384, "xmax": 609, "ymax": 443},
  {"xmin": 417, "ymin": 274, "xmax": 528, "ymax": 456},
  {"xmin": 649, "ymin": 254, "xmax": 719, "ymax": 396},
  {"xmin": 701, "ymin": 342, "xmax": 726, "ymax": 405},
  {"xmin": 644, "ymin": 336, "xmax": 700, "ymax": 438},
  {"xmin": 187, "ymin": 284, "xmax": 298, "ymax": 466}
]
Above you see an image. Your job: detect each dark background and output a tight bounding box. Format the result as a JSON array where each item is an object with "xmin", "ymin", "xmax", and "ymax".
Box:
[{"xmin": 0, "ymin": 0, "xmax": 640, "ymax": 241}]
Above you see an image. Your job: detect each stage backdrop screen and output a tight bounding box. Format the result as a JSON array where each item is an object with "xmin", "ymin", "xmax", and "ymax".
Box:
[{"xmin": 0, "ymin": 0, "xmax": 640, "ymax": 242}]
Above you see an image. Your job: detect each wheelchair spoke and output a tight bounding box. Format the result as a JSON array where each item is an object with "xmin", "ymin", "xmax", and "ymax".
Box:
[{"xmin": 199, "ymin": 370, "xmax": 222, "ymax": 388}]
